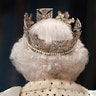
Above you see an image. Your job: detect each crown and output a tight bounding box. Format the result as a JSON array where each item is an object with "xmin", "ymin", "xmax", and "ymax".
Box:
[{"xmin": 24, "ymin": 8, "xmax": 82, "ymax": 56}]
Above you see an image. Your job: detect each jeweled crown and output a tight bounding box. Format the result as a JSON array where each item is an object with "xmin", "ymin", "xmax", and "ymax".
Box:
[{"xmin": 24, "ymin": 8, "xmax": 82, "ymax": 55}]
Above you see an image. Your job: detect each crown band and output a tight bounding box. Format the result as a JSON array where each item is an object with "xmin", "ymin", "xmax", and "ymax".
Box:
[{"xmin": 26, "ymin": 38, "xmax": 74, "ymax": 56}]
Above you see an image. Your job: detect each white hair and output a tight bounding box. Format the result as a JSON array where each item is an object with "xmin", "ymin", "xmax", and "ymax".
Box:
[{"xmin": 10, "ymin": 19, "xmax": 88, "ymax": 81}]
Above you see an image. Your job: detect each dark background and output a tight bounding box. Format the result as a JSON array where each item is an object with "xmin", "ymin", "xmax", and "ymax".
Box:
[{"xmin": 0, "ymin": 0, "xmax": 96, "ymax": 92}]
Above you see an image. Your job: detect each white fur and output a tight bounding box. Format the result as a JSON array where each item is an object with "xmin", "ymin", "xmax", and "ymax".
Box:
[
  {"xmin": 29, "ymin": 19, "xmax": 73, "ymax": 42},
  {"xmin": 10, "ymin": 19, "xmax": 88, "ymax": 81}
]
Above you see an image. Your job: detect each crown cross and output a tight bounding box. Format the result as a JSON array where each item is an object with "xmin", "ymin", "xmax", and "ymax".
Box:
[{"xmin": 36, "ymin": 8, "xmax": 53, "ymax": 22}]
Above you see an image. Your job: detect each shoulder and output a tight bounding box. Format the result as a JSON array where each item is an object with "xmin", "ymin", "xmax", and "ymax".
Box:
[
  {"xmin": 88, "ymin": 90, "xmax": 96, "ymax": 96},
  {"xmin": 0, "ymin": 86, "xmax": 21, "ymax": 96}
]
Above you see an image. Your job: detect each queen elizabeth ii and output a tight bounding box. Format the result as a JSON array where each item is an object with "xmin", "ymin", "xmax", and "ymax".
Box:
[{"xmin": 0, "ymin": 8, "xmax": 96, "ymax": 96}]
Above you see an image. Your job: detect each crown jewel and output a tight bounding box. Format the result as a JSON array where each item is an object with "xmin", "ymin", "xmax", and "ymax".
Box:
[
  {"xmin": 36, "ymin": 8, "xmax": 53, "ymax": 22},
  {"xmin": 24, "ymin": 8, "xmax": 81, "ymax": 55}
]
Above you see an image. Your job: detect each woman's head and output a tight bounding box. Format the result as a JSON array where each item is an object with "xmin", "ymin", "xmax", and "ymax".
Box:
[{"xmin": 10, "ymin": 13, "xmax": 88, "ymax": 81}]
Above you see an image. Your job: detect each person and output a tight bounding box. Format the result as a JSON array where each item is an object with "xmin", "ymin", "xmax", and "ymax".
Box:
[{"xmin": 0, "ymin": 8, "xmax": 96, "ymax": 96}]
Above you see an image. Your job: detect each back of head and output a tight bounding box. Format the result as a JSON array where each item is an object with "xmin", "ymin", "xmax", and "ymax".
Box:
[{"xmin": 10, "ymin": 9, "xmax": 89, "ymax": 81}]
